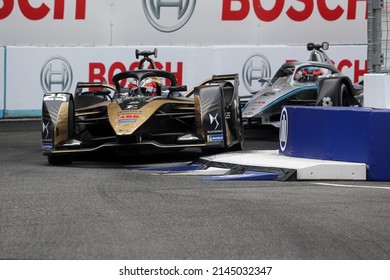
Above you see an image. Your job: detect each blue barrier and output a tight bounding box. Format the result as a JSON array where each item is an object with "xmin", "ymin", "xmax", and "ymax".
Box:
[{"xmin": 279, "ymin": 106, "xmax": 390, "ymax": 181}]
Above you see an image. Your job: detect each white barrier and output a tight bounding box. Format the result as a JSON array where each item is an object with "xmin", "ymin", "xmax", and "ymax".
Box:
[
  {"xmin": 0, "ymin": 47, "xmax": 4, "ymax": 118},
  {"xmin": 0, "ymin": 0, "xmax": 369, "ymax": 118},
  {"xmin": 0, "ymin": 0, "xmax": 367, "ymax": 46},
  {"xmin": 3, "ymin": 45, "xmax": 367, "ymax": 118},
  {"xmin": 363, "ymin": 73, "xmax": 390, "ymax": 109}
]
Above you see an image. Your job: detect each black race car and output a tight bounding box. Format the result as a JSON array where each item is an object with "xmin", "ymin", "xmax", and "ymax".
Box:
[{"xmin": 41, "ymin": 49, "xmax": 243, "ymax": 164}]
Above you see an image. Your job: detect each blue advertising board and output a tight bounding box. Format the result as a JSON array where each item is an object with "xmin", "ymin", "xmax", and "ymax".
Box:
[{"xmin": 280, "ymin": 106, "xmax": 390, "ymax": 181}]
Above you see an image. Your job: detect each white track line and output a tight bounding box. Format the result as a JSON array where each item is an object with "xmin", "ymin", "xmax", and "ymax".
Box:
[{"xmin": 313, "ymin": 182, "xmax": 390, "ymax": 190}]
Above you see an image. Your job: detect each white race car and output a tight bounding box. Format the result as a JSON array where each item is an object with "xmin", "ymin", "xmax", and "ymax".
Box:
[{"xmin": 242, "ymin": 43, "xmax": 362, "ymax": 127}]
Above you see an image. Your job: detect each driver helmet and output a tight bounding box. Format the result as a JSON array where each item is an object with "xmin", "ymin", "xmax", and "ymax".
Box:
[
  {"xmin": 120, "ymin": 80, "xmax": 139, "ymax": 98},
  {"xmin": 129, "ymin": 80, "xmax": 139, "ymax": 96},
  {"xmin": 295, "ymin": 67, "xmax": 324, "ymax": 82},
  {"xmin": 140, "ymin": 77, "xmax": 161, "ymax": 96}
]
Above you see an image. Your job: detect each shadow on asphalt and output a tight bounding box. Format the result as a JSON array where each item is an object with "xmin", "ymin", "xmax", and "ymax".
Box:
[
  {"xmin": 71, "ymin": 148, "xmax": 203, "ymax": 167},
  {"xmin": 1, "ymin": 119, "xmax": 280, "ymax": 166}
]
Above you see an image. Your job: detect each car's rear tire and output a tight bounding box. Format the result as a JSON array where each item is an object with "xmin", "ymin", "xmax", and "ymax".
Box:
[
  {"xmin": 229, "ymin": 98, "xmax": 244, "ymax": 151},
  {"xmin": 339, "ymin": 82, "xmax": 350, "ymax": 106}
]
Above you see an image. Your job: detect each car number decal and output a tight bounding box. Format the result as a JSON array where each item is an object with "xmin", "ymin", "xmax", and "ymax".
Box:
[{"xmin": 43, "ymin": 93, "xmax": 68, "ymax": 102}]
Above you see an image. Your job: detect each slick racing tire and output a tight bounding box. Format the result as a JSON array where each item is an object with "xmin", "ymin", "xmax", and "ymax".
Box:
[
  {"xmin": 339, "ymin": 81, "xmax": 350, "ymax": 106},
  {"xmin": 229, "ymin": 99, "xmax": 244, "ymax": 152}
]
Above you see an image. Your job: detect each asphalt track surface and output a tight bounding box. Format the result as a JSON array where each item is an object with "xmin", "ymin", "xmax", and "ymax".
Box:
[{"xmin": 0, "ymin": 120, "xmax": 389, "ymax": 260}]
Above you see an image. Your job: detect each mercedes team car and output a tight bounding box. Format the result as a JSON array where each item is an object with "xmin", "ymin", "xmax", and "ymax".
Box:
[
  {"xmin": 41, "ymin": 49, "xmax": 243, "ymax": 164},
  {"xmin": 241, "ymin": 42, "xmax": 363, "ymax": 127}
]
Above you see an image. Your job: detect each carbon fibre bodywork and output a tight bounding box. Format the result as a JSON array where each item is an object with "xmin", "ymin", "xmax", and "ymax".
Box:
[{"xmin": 41, "ymin": 51, "xmax": 243, "ymax": 164}]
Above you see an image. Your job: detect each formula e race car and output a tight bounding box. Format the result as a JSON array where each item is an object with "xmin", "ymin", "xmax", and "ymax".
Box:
[
  {"xmin": 41, "ymin": 49, "xmax": 243, "ymax": 164},
  {"xmin": 241, "ymin": 42, "xmax": 363, "ymax": 127}
]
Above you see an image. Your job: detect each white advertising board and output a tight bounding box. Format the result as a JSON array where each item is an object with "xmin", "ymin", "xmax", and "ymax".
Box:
[
  {"xmin": 0, "ymin": 0, "xmax": 367, "ymax": 46},
  {"xmin": 0, "ymin": 47, "xmax": 4, "ymax": 118},
  {"xmin": 364, "ymin": 73, "xmax": 390, "ymax": 109},
  {"xmin": 4, "ymin": 46, "xmax": 212, "ymax": 117},
  {"xmin": 4, "ymin": 45, "xmax": 367, "ymax": 117}
]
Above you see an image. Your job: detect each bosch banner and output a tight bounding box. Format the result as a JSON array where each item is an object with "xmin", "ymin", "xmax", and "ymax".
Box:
[
  {"xmin": 0, "ymin": 0, "xmax": 367, "ymax": 46},
  {"xmin": 3, "ymin": 45, "xmax": 366, "ymax": 118}
]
